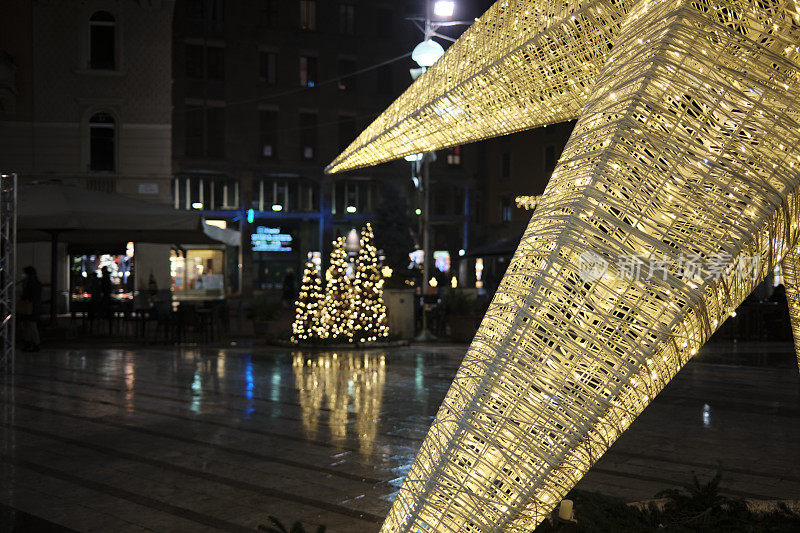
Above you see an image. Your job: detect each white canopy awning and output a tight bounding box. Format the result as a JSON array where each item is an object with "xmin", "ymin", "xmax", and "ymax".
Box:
[{"xmin": 17, "ymin": 181, "xmax": 240, "ymax": 246}]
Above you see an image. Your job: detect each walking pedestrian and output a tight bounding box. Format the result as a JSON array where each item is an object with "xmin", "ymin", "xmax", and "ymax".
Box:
[{"xmin": 19, "ymin": 265, "xmax": 42, "ymax": 352}]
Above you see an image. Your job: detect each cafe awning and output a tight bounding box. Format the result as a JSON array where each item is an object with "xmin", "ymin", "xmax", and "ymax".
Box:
[
  {"xmin": 17, "ymin": 180, "xmax": 240, "ymax": 245},
  {"xmin": 16, "ymin": 180, "xmax": 240, "ymax": 322}
]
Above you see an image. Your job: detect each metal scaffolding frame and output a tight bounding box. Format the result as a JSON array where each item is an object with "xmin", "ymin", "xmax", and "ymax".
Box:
[
  {"xmin": 0, "ymin": 173, "xmax": 15, "ymax": 504},
  {"xmin": 1, "ymin": 173, "xmax": 16, "ymax": 374}
]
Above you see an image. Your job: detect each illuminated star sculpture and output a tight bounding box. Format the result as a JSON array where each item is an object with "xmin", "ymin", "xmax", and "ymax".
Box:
[{"xmin": 327, "ymin": 0, "xmax": 800, "ymax": 530}]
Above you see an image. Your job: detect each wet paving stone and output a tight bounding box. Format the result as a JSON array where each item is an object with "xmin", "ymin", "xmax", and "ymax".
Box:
[{"xmin": 1, "ymin": 342, "xmax": 799, "ymax": 531}]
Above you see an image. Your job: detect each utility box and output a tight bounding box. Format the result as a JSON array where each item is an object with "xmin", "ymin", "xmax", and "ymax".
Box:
[{"xmin": 384, "ymin": 288, "xmax": 415, "ymax": 339}]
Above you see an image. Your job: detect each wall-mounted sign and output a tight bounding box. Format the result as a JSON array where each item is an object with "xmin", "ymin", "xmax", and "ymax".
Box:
[
  {"xmin": 251, "ymin": 226, "xmax": 293, "ymax": 252},
  {"xmin": 138, "ymin": 183, "xmax": 159, "ymax": 195}
]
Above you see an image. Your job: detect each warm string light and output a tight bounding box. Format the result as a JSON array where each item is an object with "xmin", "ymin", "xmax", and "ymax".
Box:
[
  {"xmin": 350, "ymin": 223, "xmax": 390, "ymax": 343},
  {"xmin": 356, "ymin": 1, "xmax": 800, "ymax": 532},
  {"xmin": 294, "ymin": 227, "xmax": 391, "ymax": 344},
  {"xmin": 515, "ymin": 195, "xmax": 542, "ymax": 210},
  {"xmin": 290, "ymin": 260, "xmax": 324, "ymax": 343},
  {"xmin": 318, "ymin": 237, "xmax": 353, "ymax": 342}
]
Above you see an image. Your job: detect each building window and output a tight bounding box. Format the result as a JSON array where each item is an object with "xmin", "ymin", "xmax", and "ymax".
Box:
[
  {"xmin": 337, "ymin": 59, "xmax": 356, "ymax": 91},
  {"xmin": 208, "ymin": 0, "xmax": 225, "ymax": 31},
  {"xmin": 338, "ymin": 115, "xmax": 356, "ymax": 153},
  {"xmin": 299, "ymin": 0, "xmax": 316, "ymax": 30},
  {"xmin": 89, "ymin": 112, "xmax": 115, "ymax": 172},
  {"xmin": 89, "ymin": 11, "xmax": 115, "ymax": 70},
  {"xmin": 185, "ymin": 45, "xmax": 224, "ymax": 80},
  {"xmin": 454, "ymin": 187, "xmax": 466, "ymax": 216},
  {"xmin": 187, "ymin": 0, "xmax": 205, "ymax": 21},
  {"xmin": 257, "ymin": 179, "xmax": 318, "ymax": 212},
  {"xmin": 375, "ymin": 8, "xmax": 393, "ymax": 38},
  {"xmin": 185, "ymin": 108, "xmax": 204, "ymax": 157},
  {"xmin": 298, "ymin": 182, "xmax": 318, "ymax": 212},
  {"xmin": 447, "ymin": 146, "xmax": 462, "ymax": 166},
  {"xmin": 173, "ymin": 175, "xmax": 239, "ymax": 210},
  {"xmin": 185, "ymin": 45, "xmax": 204, "ymax": 78},
  {"xmin": 170, "ymin": 249, "xmax": 225, "ymax": 296},
  {"xmin": 206, "ymin": 46, "xmax": 225, "ymax": 80},
  {"xmin": 333, "ymin": 180, "xmax": 373, "ymax": 215},
  {"xmin": 544, "ymin": 144, "xmax": 557, "ymax": 172},
  {"xmin": 501, "ymin": 197, "xmax": 512, "ymax": 222},
  {"xmin": 259, "ymin": 0, "xmax": 279, "ymax": 27},
  {"xmin": 299, "ymin": 56, "xmax": 317, "ymax": 87},
  {"xmin": 259, "ymin": 109, "xmax": 279, "ymax": 158},
  {"xmin": 501, "ymin": 152, "xmax": 511, "ymax": 179},
  {"xmin": 376, "ymin": 64, "xmax": 393, "ymax": 94},
  {"xmin": 339, "ymin": 5, "xmax": 355, "ymax": 35},
  {"xmin": 473, "ymin": 194, "xmax": 483, "ymax": 223},
  {"xmin": 259, "ymin": 52, "xmax": 277, "ymax": 84},
  {"xmin": 186, "ymin": 0, "xmax": 225, "ymax": 32},
  {"xmin": 206, "ymin": 107, "xmax": 225, "ymax": 157},
  {"xmin": 185, "ymin": 105, "xmax": 225, "ymax": 158},
  {"xmin": 434, "ymin": 184, "xmax": 448, "ymax": 215},
  {"xmin": 299, "ymin": 112, "xmax": 317, "ymax": 160}
]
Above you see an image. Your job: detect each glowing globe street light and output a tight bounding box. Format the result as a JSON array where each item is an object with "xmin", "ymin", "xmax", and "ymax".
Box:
[
  {"xmin": 406, "ymin": 0, "xmax": 471, "ymax": 342},
  {"xmin": 412, "ymin": 39, "xmax": 445, "ymax": 68}
]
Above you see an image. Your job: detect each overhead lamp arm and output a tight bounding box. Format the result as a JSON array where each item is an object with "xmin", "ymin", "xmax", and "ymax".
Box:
[
  {"xmin": 430, "ymin": 20, "xmax": 475, "ymax": 27},
  {"xmin": 430, "ymin": 31, "xmax": 457, "ymax": 43},
  {"xmin": 405, "ymin": 16, "xmax": 474, "ymax": 42}
]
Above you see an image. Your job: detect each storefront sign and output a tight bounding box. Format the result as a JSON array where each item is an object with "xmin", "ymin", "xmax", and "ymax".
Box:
[
  {"xmin": 434, "ymin": 250, "xmax": 451, "ymax": 272},
  {"xmin": 137, "ymin": 183, "xmax": 159, "ymax": 195},
  {"xmin": 251, "ymin": 226, "xmax": 293, "ymax": 252}
]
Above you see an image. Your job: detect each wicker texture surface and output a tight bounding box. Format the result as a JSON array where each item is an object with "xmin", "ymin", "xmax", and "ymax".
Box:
[
  {"xmin": 375, "ymin": 0, "xmax": 800, "ymax": 531},
  {"xmin": 326, "ymin": 0, "xmax": 635, "ymax": 174}
]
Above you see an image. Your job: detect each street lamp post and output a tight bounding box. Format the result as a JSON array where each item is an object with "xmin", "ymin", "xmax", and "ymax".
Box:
[
  {"xmin": 419, "ymin": 152, "xmax": 434, "ymax": 341},
  {"xmin": 408, "ymin": 1, "xmax": 472, "ymax": 342}
]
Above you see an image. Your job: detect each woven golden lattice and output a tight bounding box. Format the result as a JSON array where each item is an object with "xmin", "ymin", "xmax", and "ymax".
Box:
[
  {"xmin": 341, "ymin": 1, "xmax": 800, "ymax": 531},
  {"xmin": 326, "ymin": 0, "xmax": 636, "ymax": 174}
]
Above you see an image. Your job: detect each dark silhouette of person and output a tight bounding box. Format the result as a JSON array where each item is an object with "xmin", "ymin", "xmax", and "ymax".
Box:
[
  {"xmin": 100, "ymin": 267, "xmax": 112, "ymax": 301},
  {"xmin": 769, "ymin": 284, "xmax": 787, "ymax": 305},
  {"xmin": 19, "ymin": 266, "xmax": 42, "ymax": 351},
  {"xmin": 282, "ymin": 269, "xmax": 296, "ymax": 306},
  {"xmin": 98, "ymin": 266, "xmax": 114, "ymax": 333}
]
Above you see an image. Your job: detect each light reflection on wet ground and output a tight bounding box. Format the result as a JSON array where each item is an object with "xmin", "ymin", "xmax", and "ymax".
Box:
[{"xmin": 1, "ymin": 342, "xmax": 799, "ymax": 531}]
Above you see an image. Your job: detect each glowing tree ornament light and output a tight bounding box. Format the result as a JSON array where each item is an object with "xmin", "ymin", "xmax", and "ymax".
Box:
[
  {"xmin": 351, "ymin": 223, "xmax": 390, "ymax": 343},
  {"xmin": 291, "ymin": 259, "xmax": 324, "ymax": 343},
  {"xmin": 319, "ymin": 237, "xmax": 354, "ymax": 341}
]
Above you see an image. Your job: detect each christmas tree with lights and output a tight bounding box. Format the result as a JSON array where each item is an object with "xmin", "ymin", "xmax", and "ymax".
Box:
[
  {"xmin": 319, "ymin": 236, "xmax": 354, "ymax": 341},
  {"xmin": 351, "ymin": 223, "xmax": 389, "ymax": 343},
  {"xmin": 291, "ymin": 259, "xmax": 324, "ymax": 343}
]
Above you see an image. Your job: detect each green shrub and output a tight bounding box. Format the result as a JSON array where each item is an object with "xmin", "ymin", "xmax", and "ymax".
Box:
[
  {"xmin": 258, "ymin": 516, "xmax": 325, "ymax": 533},
  {"xmin": 534, "ymin": 465, "xmax": 800, "ymax": 532},
  {"xmin": 442, "ymin": 288, "xmax": 487, "ymax": 316},
  {"xmin": 246, "ymin": 296, "xmax": 283, "ymax": 322}
]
